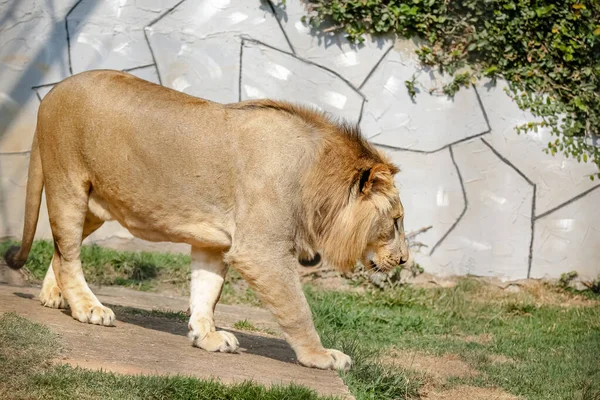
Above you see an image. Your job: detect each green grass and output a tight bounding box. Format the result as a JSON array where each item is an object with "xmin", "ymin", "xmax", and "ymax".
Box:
[
  {"xmin": 233, "ymin": 319, "xmax": 259, "ymax": 332},
  {"xmin": 0, "ymin": 313, "xmax": 336, "ymax": 400},
  {"xmin": 232, "ymin": 319, "xmax": 277, "ymax": 336},
  {"xmin": 306, "ymin": 280, "xmax": 600, "ymax": 400},
  {"xmin": 0, "ymin": 240, "xmax": 261, "ymax": 305},
  {"xmin": 4, "ymin": 240, "xmax": 600, "ymax": 399},
  {"xmin": 110, "ymin": 305, "xmax": 189, "ymax": 322}
]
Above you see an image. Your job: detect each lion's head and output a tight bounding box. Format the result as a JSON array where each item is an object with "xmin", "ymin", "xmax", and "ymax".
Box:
[
  {"xmin": 294, "ymin": 114, "xmax": 409, "ymax": 273},
  {"xmin": 317, "ymin": 160, "xmax": 409, "ymax": 273},
  {"xmin": 354, "ymin": 164, "xmax": 409, "ymax": 272}
]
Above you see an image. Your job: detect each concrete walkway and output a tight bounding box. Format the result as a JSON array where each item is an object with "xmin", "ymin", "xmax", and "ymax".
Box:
[{"xmin": 0, "ymin": 282, "xmax": 353, "ymax": 399}]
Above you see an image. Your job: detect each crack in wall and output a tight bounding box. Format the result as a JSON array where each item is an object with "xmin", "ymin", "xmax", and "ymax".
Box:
[
  {"xmin": 238, "ymin": 39, "xmax": 244, "ymax": 102},
  {"xmin": 242, "ymin": 37, "xmax": 366, "ymax": 100},
  {"xmin": 145, "ymin": 0, "xmax": 186, "ymax": 30},
  {"xmin": 527, "ymin": 185, "xmax": 537, "ymax": 278},
  {"xmin": 357, "ymin": 98, "xmax": 366, "ymax": 125},
  {"xmin": 480, "ymin": 138, "xmax": 535, "ymax": 278},
  {"xmin": 31, "ymin": 82, "xmax": 57, "ymax": 90},
  {"xmin": 374, "ymin": 129, "xmax": 491, "ymax": 155},
  {"xmin": 132, "ymin": 0, "xmax": 188, "ymax": 87},
  {"xmin": 475, "ymin": 84, "xmax": 597, "ymax": 223},
  {"xmin": 472, "ymin": 84, "xmax": 492, "ymax": 133},
  {"xmin": 266, "ymin": 0, "xmax": 296, "ymax": 55},
  {"xmin": 534, "ymin": 183, "xmax": 600, "ymax": 221},
  {"xmin": 429, "ymin": 145, "xmax": 468, "ymax": 256},
  {"xmin": 358, "ymin": 45, "xmax": 394, "ymax": 91},
  {"xmin": 65, "ymin": 0, "xmax": 85, "ymax": 75},
  {"xmin": 122, "ymin": 63, "xmax": 156, "ymax": 73},
  {"xmin": 481, "ymin": 138, "xmax": 534, "ymax": 186},
  {"xmin": 143, "ymin": 28, "xmax": 162, "ymax": 85}
]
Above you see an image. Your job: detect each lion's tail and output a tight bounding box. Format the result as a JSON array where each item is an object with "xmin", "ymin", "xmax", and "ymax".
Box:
[{"xmin": 5, "ymin": 131, "xmax": 44, "ymax": 269}]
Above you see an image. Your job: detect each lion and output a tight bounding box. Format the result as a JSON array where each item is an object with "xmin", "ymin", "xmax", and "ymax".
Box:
[{"xmin": 5, "ymin": 70, "xmax": 408, "ymax": 370}]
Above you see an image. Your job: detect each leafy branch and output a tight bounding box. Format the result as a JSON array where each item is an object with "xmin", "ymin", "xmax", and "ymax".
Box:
[{"xmin": 300, "ymin": 0, "xmax": 600, "ymax": 178}]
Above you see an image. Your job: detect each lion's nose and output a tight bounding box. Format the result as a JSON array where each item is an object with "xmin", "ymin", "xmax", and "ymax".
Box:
[{"xmin": 399, "ymin": 255, "xmax": 408, "ymax": 265}]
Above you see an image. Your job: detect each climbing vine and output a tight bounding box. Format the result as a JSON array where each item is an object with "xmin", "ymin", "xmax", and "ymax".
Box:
[{"xmin": 296, "ymin": 0, "xmax": 600, "ymax": 177}]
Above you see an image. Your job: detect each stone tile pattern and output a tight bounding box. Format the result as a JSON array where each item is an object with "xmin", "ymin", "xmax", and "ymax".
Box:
[
  {"xmin": 0, "ymin": 0, "xmax": 598, "ymax": 281},
  {"xmin": 361, "ymin": 42, "xmax": 488, "ymax": 152}
]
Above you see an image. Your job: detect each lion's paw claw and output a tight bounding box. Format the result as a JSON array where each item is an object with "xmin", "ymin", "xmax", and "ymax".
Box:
[
  {"xmin": 190, "ymin": 330, "xmax": 239, "ymax": 353},
  {"xmin": 39, "ymin": 286, "xmax": 68, "ymax": 309},
  {"xmin": 298, "ymin": 348, "xmax": 352, "ymax": 370}
]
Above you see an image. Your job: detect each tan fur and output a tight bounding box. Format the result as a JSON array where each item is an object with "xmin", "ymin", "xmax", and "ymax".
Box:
[{"xmin": 7, "ymin": 70, "xmax": 408, "ymax": 370}]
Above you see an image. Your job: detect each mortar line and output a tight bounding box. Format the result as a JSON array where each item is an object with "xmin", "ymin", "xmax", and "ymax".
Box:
[
  {"xmin": 266, "ymin": 0, "xmax": 296, "ymax": 55},
  {"xmin": 481, "ymin": 138, "xmax": 534, "ymax": 186},
  {"xmin": 535, "ymin": 183, "xmax": 600, "ymax": 220},
  {"xmin": 527, "ymin": 185, "xmax": 537, "ymax": 278},
  {"xmin": 65, "ymin": 0, "xmax": 85, "ymax": 75},
  {"xmin": 429, "ymin": 145, "xmax": 468, "ymax": 256},
  {"xmin": 243, "ymin": 37, "xmax": 365, "ymax": 100},
  {"xmin": 358, "ymin": 44, "xmax": 394, "ymax": 90}
]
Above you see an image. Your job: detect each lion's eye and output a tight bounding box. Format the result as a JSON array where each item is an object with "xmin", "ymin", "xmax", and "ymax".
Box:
[{"xmin": 393, "ymin": 217, "xmax": 400, "ymax": 229}]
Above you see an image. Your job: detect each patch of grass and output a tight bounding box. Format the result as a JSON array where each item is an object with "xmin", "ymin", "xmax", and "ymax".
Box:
[
  {"xmin": 111, "ymin": 305, "xmax": 189, "ymax": 322},
  {"xmin": 337, "ymin": 345, "xmax": 421, "ymax": 400},
  {"xmin": 232, "ymin": 319, "xmax": 277, "ymax": 336},
  {"xmin": 233, "ymin": 319, "xmax": 257, "ymax": 331},
  {"xmin": 0, "ymin": 312, "xmax": 337, "ymax": 400},
  {"xmin": 30, "ymin": 368, "xmax": 334, "ymax": 400},
  {"xmin": 0, "ymin": 312, "xmax": 59, "ymax": 398},
  {"xmin": 0, "ymin": 240, "xmax": 260, "ymax": 305},
  {"xmin": 220, "ymin": 269, "xmax": 262, "ymax": 307},
  {"xmin": 306, "ymin": 279, "xmax": 600, "ymax": 400}
]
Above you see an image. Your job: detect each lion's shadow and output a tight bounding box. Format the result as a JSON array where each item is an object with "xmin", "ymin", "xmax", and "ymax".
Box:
[
  {"xmin": 12, "ymin": 291, "xmax": 297, "ymax": 365},
  {"xmin": 102, "ymin": 304, "xmax": 297, "ymax": 365}
]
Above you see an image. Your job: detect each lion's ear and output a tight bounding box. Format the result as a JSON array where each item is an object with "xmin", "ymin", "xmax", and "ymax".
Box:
[{"xmin": 358, "ymin": 164, "xmax": 394, "ymax": 195}]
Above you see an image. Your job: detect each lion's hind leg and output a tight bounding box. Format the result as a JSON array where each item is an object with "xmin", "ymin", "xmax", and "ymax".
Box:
[
  {"xmin": 188, "ymin": 247, "xmax": 239, "ymax": 353},
  {"xmin": 39, "ymin": 210, "xmax": 105, "ymax": 309},
  {"xmin": 45, "ymin": 185, "xmax": 114, "ymax": 326}
]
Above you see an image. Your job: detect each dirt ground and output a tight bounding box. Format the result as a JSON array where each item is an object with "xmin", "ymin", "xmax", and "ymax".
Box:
[
  {"xmin": 0, "ymin": 282, "xmax": 353, "ymax": 399},
  {"xmin": 386, "ymin": 349, "xmax": 521, "ymax": 400}
]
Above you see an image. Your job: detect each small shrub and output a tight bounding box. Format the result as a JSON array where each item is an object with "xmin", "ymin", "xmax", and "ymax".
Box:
[
  {"xmin": 582, "ymin": 276, "xmax": 600, "ymax": 294},
  {"xmin": 558, "ymin": 271, "xmax": 579, "ymax": 288}
]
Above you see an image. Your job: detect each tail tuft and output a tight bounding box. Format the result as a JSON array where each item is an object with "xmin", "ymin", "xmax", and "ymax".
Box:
[{"xmin": 4, "ymin": 246, "xmax": 26, "ymax": 270}]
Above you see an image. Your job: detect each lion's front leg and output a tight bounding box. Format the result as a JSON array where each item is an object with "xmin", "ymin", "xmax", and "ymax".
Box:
[
  {"xmin": 188, "ymin": 247, "xmax": 239, "ymax": 353},
  {"xmin": 227, "ymin": 250, "xmax": 352, "ymax": 371}
]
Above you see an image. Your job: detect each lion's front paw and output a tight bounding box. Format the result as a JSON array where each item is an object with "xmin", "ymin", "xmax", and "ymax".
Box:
[
  {"xmin": 39, "ymin": 286, "xmax": 68, "ymax": 309},
  {"xmin": 71, "ymin": 302, "xmax": 115, "ymax": 326},
  {"xmin": 298, "ymin": 348, "xmax": 352, "ymax": 371},
  {"xmin": 190, "ymin": 330, "xmax": 239, "ymax": 353}
]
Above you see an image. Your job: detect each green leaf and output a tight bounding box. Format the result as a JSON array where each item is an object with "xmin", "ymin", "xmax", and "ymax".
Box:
[
  {"xmin": 573, "ymin": 96, "xmax": 588, "ymax": 112},
  {"xmin": 303, "ymin": 0, "xmax": 600, "ymax": 172}
]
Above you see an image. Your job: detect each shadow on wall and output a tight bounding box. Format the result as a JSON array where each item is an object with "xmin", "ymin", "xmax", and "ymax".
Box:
[{"xmin": 0, "ymin": 0, "xmax": 99, "ymax": 238}]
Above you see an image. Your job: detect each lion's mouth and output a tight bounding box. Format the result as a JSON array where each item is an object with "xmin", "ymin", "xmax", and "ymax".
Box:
[{"xmin": 367, "ymin": 260, "xmax": 379, "ymax": 271}]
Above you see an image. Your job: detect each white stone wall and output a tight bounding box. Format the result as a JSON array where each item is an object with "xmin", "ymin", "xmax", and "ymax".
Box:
[{"xmin": 1, "ymin": 0, "xmax": 598, "ymax": 281}]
